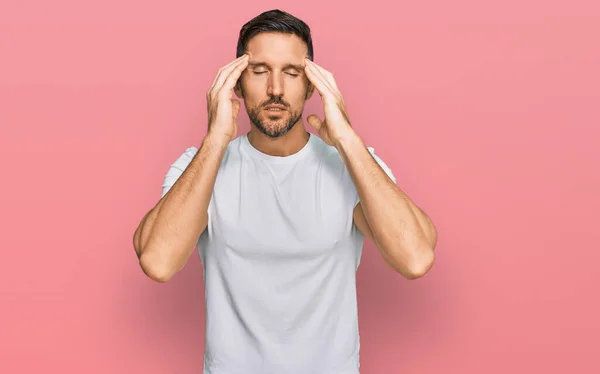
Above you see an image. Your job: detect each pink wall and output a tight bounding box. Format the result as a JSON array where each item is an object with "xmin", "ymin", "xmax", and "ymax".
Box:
[{"xmin": 1, "ymin": 1, "xmax": 599, "ymax": 373}]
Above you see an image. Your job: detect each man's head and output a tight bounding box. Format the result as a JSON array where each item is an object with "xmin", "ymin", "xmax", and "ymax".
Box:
[{"xmin": 233, "ymin": 9, "xmax": 315, "ymax": 138}]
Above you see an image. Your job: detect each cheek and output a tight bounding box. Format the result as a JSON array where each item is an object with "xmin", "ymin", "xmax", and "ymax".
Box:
[
  {"xmin": 239, "ymin": 86, "xmax": 262, "ymax": 107},
  {"xmin": 244, "ymin": 74, "xmax": 267, "ymax": 87},
  {"xmin": 241, "ymin": 76, "xmax": 266, "ymax": 96},
  {"xmin": 289, "ymin": 81, "xmax": 310, "ymax": 102}
]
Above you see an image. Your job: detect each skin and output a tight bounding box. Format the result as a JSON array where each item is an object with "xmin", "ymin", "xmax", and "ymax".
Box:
[
  {"xmin": 234, "ymin": 32, "xmax": 316, "ymax": 157},
  {"xmin": 302, "ymin": 60, "xmax": 438, "ymax": 278},
  {"xmin": 133, "ymin": 32, "xmax": 437, "ymax": 282}
]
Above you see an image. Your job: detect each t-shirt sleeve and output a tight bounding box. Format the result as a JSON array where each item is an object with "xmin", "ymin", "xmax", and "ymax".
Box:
[
  {"xmin": 351, "ymin": 147, "xmax": 396, "ymax": 206},
  {"xmin": 367, "ymin": 146, "xmax": 396, "ymax": 184},
  {"xmin": 161, "ymin": 146, "xmax": 199, "ymax": 198}
]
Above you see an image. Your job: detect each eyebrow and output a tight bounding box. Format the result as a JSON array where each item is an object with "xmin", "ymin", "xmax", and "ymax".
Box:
[{"xmin": 247, "ymin": 61, "xmax": 305, "ymax": 71}]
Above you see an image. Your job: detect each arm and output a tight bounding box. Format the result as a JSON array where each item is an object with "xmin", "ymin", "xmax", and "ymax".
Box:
[
  {"xmin": 302, "ymin": 57, "xmax": 436, "ymax": 279},
  {"xmin": 133, "ymin": 133, "xmax": 229, "ymax": 282},
  {"xmin": 336, "ymin": 132, "xmax": 437, "ymax": 279},
  {"xmin": 133, "ymin": 54, "xmax": 249, "ymax": 282}
]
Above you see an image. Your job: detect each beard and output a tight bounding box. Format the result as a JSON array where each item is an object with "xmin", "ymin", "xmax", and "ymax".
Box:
[
  {"xmin": 240, "ymin": 83, "xmax": 310, "ymax": 138},
  {"xmin": 247, "ymin": 100, "xmax": 303, "ymax": 138}
]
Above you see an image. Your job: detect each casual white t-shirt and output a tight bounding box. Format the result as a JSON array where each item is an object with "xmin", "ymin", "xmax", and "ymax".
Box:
[{"xmin": 161, "ymin": 133, "xmax": 396, "ymax": 374}]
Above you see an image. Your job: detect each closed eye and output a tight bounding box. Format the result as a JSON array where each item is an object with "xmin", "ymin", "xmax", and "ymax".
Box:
[{"xmin": 252, "ymin": 71, "xmax": 299, "ymax": 77}]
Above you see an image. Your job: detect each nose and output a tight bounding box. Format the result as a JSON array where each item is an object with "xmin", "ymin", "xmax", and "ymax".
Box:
[{"xmin": 267, "ymin": 72, "xmax": 284, "ymax": 97}]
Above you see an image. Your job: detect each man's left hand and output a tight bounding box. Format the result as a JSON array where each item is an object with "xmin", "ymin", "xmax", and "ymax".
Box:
[{"xmin": 304, "ymin": 58, "xmax": 356, "ymax": 147}]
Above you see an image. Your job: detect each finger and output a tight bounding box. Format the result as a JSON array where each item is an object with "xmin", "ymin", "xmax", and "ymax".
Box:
[
  {"xmin": 209, "ymin": 54, "xmax": 247, "ymax": 92},
  {"xmin": 307, "ymin": 59, "xmax": 339, "ymax": 92},
  {"xmin": 210, "ymin": 54, "xmax": 248, "ymax": 95},
  {"xmin": 208, "ymin": 57, "xmax": 240, "ymax": 94},
  {"xmin": 218, "ymin": 56, "xmax": 250, "ymax": 96},
  {"xmin": 306, "ymin": 114, "xmax": 323, "ymax": 131},
  {"xmin": 306, "ymin": 61, "xmax": 339, "ymax": 100},
  {"xmin": 209, "ymin": 55, "xmax": 248, "ymax": 94},
  {"xmin": 313, "ymin": 62, "xmax": 338, "ymax": 91},
  {"xmin": 304, "ymin": 61, "xmax": 336, "ymax": 100}
]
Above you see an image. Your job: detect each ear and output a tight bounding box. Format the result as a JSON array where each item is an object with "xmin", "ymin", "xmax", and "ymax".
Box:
[
  {"xmin": 234, "ymin": 80, "xmax": 243, "ymax": 98},
  {"xmin": 305, "ymin": 82, "xmax": 315, "ymax": 100}
]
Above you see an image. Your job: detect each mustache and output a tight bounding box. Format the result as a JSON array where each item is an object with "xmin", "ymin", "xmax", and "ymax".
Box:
[{"xmin": 262, "ymin": 97, "xmax": 288, "ymax": 107}]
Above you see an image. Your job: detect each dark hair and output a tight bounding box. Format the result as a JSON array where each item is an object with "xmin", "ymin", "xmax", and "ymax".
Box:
[{"xmin": 236, "ymin": 9, "xmax": 313, "ymax": 61}]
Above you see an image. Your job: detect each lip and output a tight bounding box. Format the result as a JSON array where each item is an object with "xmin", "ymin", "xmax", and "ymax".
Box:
[{"xmin": 264, "ymin": 105, "xmax": 287, "ymax": 110}]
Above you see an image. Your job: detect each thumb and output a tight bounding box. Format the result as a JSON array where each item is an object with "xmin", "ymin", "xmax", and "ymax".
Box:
[
  {"xmin": 306, "ymin": 114, "xmax": 323, "ymax": 131},
  {"xmin": 231, "ymin": 99, "xmax": 241, "ymax": 119}
]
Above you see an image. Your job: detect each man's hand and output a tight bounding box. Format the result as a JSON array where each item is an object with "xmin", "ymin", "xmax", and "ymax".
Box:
[
  {"xmin": 206, "ymin": 54, "xmax": 249, "ymax": 142},
  {"xmin": 304, "ymin": 58, "xmax": 356, "ymax": 147},
  {"xmin": 303, "ymin": 60, "xmax": 437, "ymax": 279}
]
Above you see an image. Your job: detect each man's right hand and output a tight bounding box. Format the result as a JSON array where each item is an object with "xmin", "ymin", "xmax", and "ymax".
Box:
[
  {"xmin": 134, "ymin": 54, "xmax": 250, "ymax": 283},
  {"xmin": 206, "ymin": 54, "xmax": 250, "ymax": 142}
]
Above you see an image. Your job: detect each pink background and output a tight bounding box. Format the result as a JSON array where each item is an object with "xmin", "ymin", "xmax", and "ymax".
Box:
[{"xmin": 1, "ymin": 0, "xmax": 599, "ymax": 373}]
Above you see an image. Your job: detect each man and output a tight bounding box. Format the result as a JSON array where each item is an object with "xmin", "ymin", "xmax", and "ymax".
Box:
[{"xmin": 133, "ymin": 9, "xmax": 437, "ymax": 374}]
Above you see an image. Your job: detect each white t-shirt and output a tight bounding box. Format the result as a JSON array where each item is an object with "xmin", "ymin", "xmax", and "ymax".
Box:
[{"xmin": 161, "ymin": 133, "xmax": 395, "ymax": 374}]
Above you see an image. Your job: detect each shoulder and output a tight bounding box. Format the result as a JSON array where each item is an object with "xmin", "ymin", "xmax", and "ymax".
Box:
[
  {"xmin": 160, "ymin": 146, "xmax": 198, "ymax": 197},
  {"xmin": 166, "ymin": 136, "xmax": 245, "ymax": 169},
  {"xmin": 168, "ymin": 146, "xmax": 199, "ymax": 170},
  {"xmin": 160, "ymin": 137, "xmax": 243, "ymax": 197},
  {"xmin": 309, "ymin": 135, "xmax": 345, "ymax": 168},
  {"xmin": 311, "ymin": 135, "xmax": 396, "ymax": 184}
]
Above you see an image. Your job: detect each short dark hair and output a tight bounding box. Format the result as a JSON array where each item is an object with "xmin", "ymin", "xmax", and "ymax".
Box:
[{"xmin": 236, "ymin": 9, "xmax": 314, "ymax": 61}]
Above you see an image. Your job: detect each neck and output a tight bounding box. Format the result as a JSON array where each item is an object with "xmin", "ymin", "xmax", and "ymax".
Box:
[{"xmin": 246, "ymin": 119, "xmax": 311, "ymax": 157}]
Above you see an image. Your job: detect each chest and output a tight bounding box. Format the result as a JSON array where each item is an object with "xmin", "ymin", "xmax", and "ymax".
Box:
[{"xmin": 207, "ymin": 157, "xmax": 357, "ymax": 259}]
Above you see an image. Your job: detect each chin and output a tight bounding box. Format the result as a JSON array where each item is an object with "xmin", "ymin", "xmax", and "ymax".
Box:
[
  {"xmin": 256, "ymin": 121, "xmax": 295, "ymax": 138},
  {"xmin": 263, "ymin": 126, "xmax": 288, "ymax": 137},
  {"xmin": 261, "ymin": 117, "xmax": 290, "ymax": 128},
  {"xmin": 249, "ymin": 109, "xmax": 301, "ymax": 138}
]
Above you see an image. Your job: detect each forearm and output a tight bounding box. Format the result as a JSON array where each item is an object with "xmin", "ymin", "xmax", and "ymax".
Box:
[
  {"xmin": 135, "ymin": 133, "xmax": 229, "ymax": 282},
  {"xmin": 335, "ymin": 132, "xmax": 436, "ymax": 276}
]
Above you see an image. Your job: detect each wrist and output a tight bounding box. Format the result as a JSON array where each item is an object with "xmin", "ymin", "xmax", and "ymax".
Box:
[
  {"xmin": 332, "ymin": 129, "xmax": 364, "ymax": 152},
  {"xmin": 204, "ymin": 131, "xmax": 232, "ymax": 149}
]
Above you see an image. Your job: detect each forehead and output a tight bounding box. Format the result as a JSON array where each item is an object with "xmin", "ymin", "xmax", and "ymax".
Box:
[{"xmin": 245, "ymin": 32, "xmax": 308, "ymax": 65}]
